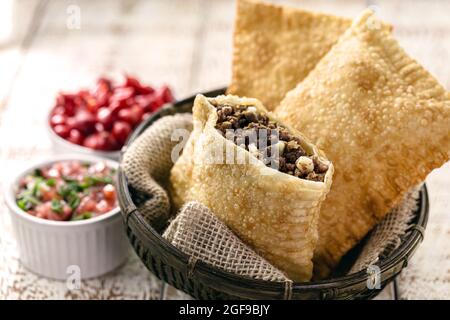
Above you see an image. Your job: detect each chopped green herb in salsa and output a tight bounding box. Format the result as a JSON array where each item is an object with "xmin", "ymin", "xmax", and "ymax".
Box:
[{"xmin": 16, "ymin": 160, "xmax": 117, "ymax": 221}]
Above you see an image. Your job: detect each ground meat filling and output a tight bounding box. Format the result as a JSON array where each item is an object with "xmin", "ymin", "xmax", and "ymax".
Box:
[{"xmin": 213, "ymin": 103, "xmax": 329, "ymax": 182}]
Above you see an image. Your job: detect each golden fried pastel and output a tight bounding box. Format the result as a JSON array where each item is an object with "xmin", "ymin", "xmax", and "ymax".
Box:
[
  {"xmin": 275, "ymin": 10, "xmax": 450, "ymax": 278},
  {"xmin": 228, "ymin": 0, "xmax": 351, "ymax": 110}
]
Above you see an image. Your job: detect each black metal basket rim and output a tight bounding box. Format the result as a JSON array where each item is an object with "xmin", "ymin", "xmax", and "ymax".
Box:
[{"xmin": 118, "ymin": 87, "xmax": 429, "ymax": 296}]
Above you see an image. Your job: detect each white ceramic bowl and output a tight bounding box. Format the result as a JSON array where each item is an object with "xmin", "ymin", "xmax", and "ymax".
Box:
[
  {"xmin": 47, "ymin": 111, "xmax": 121, "ymax": 161},
  {"xmin": 4, "ymin": 154, "xmax": 129, "ymax": 280}
]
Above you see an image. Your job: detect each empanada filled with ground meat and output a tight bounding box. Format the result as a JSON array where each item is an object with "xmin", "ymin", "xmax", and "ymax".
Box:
[{"xmin": 170, "ymin": 94, "xmax": 334, "ymax": 281}]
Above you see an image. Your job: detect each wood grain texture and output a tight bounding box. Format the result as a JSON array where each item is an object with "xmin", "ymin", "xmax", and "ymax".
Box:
[{"xmin": 0, "ymin": 0, "xmax": 448, "ymax": 300}]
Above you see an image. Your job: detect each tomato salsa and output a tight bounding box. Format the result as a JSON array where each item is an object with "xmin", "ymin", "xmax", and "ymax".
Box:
[
  {"xmin": 16, "ymin": 160, "xmax": 117, "ymax": 221},
  {"xmin": 49, "ymin": 76, "xmax": 174, "ymax": 151}
]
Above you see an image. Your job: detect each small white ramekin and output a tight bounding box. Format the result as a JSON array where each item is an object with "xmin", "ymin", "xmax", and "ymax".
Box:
[
  {"xmin": 47, "ymin": 111, "xmax": 121, "ymax": 161},
  {"xmin": 4, "ymin": 154, "xmax": 129, "ymax": 280}
]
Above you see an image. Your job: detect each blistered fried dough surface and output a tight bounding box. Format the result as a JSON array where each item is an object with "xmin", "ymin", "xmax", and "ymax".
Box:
[
  {"xmin": 170, "ymin": 94, "xmax": 334, "ymax": 281},
  {"xmin": 227, "ymin": 0, "xmax": 351, "ymax": 110},
  {"xmin": 275, "ymin": 10, "xmax": 450, "ymax": 278}
]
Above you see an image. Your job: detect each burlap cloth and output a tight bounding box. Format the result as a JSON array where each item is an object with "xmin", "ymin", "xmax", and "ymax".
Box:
[{"xmin": 122, "ymin": 114, "xmax": 419, "ymax": 282}]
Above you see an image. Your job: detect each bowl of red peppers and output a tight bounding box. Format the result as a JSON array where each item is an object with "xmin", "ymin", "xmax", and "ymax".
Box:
[{"xmin": 47, "ymin": 75, "xmax": 174, "ymax": 159}]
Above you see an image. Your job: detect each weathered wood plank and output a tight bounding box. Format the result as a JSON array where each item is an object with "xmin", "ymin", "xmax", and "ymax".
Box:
[
  {"xmin": 0, "ymin": 0, "xmax": 448, "ymax": 300},
  {"xmin": 0, "ymin": 0, "xmax": 47, "ymax": 111},
  {"xmin": 0, "ymin": 0, "xmax": 202, "ymax": 300}
]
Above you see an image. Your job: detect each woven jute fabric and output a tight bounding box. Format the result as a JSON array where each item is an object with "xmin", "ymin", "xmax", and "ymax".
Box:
[
  {"xmin": 121, "ymin": 113, "xmax": 193, "ymax": 230},
  {"xmin": 123, "ymin": 114, "xmax": 420, "ymax": 281},
  {"xmin": 350, "ymin": 187, "xmax": 419, "ymax": 273},
  {"xmin": 163, "ymin": 201, "xmax": 288, "ymax": 282}
]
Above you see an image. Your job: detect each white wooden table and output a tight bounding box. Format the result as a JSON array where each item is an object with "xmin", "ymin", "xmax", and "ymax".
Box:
[{"xmin": 0, "ymin": 0, "xmax": 449, "ymax": 300}]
